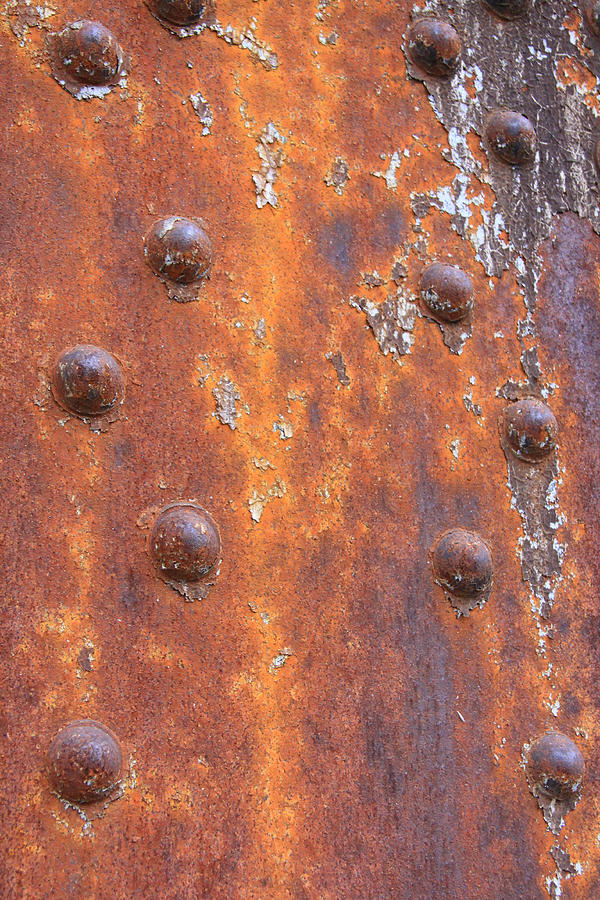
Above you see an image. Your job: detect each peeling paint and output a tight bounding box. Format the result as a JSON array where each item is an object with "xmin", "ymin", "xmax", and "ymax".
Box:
[
  {"xmin": 350, "ymin": 288, "xmax": 418, "ymax": 361},
  {"xmin": 213, "ymin": 377, "xmax": 241, "ymax": 429},
  {"xmin": 253, "ymin": 123, "xmax": 286, "ymax": 209}
]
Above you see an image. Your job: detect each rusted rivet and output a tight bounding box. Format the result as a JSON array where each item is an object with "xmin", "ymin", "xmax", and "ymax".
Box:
[
  {"xmin": 150, "ymin": 502, "xmax": 221, "ymax": 597},
  {"xmin": 47, "ymin": 719, "xmax": 123, "ymax": 803},
  {"xmin": 406, "ymin": 18, "xmax": 461, "ymax": 78},
  {"xmin": 52, "ymin": 345, "xmax": 124, "ymax": 418},
  {"xmin": 431, "ymin": 529, "xmax": 493, "ymax": 600},
  {"xmin": 486, "ymin": 109, "xmax": 536, "ymax": 166},
  {"xmin": 525, "ymin": 732, "xmax": 584, "ymax": 832},
  {"xmin": 144, "ymin": 217, "xmax": 212, "ymax": 286},
  {"xmin": 503, "ymin": 398, "xmax": 558, "ymax": 462},
  {"xmin": 482, "ymin": 0, "xmax": 529, "ymax": 19},
  {"xmin": 148, "ymin": 0, "xmax": 206, "ymax": 26},
  {"xmin": 420, "ymin": 263, "xmax": 474, "ymax": 322},
  {"xmin": 583, "ymin": 0, "xmax": 600, "ymax": 35},
  {"xmin": 52, "ymin": 21, "xmax": 125, "ymax": 86},
  {"xmin": 526, "ymin": 733, "xmax": 584, "ymax": 802}
]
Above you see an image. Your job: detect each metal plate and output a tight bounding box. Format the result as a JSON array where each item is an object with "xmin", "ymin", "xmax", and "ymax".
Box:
[{"xmin": 0, "ymin": 0, "xmax": 598, "ymax": 896}]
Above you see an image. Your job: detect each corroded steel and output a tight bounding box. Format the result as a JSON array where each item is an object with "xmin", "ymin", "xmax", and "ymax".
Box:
[{"xmin": 0, "ymin": 0, "xmax": 599, "ymax": 898}]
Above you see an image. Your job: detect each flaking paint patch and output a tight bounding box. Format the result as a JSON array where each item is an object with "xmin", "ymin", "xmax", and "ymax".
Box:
[
  {"xmin": 372, "ymin": 150, "xmax": 406, "ymax": 190},
  {"xmin": 253, "ymin": 123, "xmax": 286, "ymax": 209},
  {"xmin": 212, "ymin": 377, "xmax": 241, "ymax": 429},
  {"xmin": 325, "ymin": 157, "xmax": 349, "ymax": 194},
  {"xmin": 189, "ymin": 92, "xmax": 213, "ymax": 135},
  {"xmin": 5, "ymin": 0, "xmax": 55, "ymax": 46},
  {"xmin": 248, "ymin": 479, "xmax": 287, "ymax": 523},
  {"xmin": 269, "ymin": 646, "xmax": 293, "ymax": 674},
  {"xmin": 350, "ymin": 288, "xmax": 418, "ymax": 362},
  {"xmin": 209, "ymin": 17, "xmax": 278, "ymax": 70},
  {"xmin": 144, "ymin": 0, "xmax": 278, "ymax": 67}
]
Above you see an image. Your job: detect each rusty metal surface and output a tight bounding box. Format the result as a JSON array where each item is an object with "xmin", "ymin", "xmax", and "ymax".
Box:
[{"xmin": 0, "ymin": 0, "xmax": 599, "ymax": 897}]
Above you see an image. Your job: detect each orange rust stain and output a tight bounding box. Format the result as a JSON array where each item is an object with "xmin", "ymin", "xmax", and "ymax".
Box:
[
  {"xmin": 0, "ymin": 1, "xmax": 598, "ymax": 898},
  {"xmin": 555, "ymin": 55, "xmax": 600, "ymax": 114}
]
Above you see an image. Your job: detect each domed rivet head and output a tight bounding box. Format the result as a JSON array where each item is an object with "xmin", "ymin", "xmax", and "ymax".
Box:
[
  {"xmin": 406, "ymin": 18, "xmax": 461, "ymax": 78},
  {"xmin": 430, "ymin": 528, "xmax": 493, "ymax": 616},
  {"xmin": 583, "ymin": 1, "xmax": 600, "ymax": 36},
  {"xmin": 502, "ymin": 398, "xmax": 558, "ymax": 462},
  {"xmin": 148, "ymin": 0, "xmax": 206, "ymax": 27},
  {"xmin": 420, "ymin": 263, "xmax": 474, "ymax": 323},
  {"xmin": 482, "ymin": 0, "xmax": 529, "ymax": 19},
  {"xmin": 47, "ymin": 719, "xmax": 123, "ymax": 803},
  {"xmin": 524, "ymin": 733, "xmax": 584, "ymax": 833},
  {"xmin": 144, "ymin": 217, "xmax": 212, "ymax": 302},
  {"xmin": 51, "ymin": 345, "xmax": 124, "ymax": 426},
  {"xmin": 150, "ymin": 501, "xmax": 221, "ymax": 600},
  {"xmin": 144, "ymin": 0, "xmax": 214, "ymax": 37},
  {"xmin": 485, "ymin": 109, "xmax": 536, "ymax": 166},
  {"xmin": 48, "ymin": 21, "xmax": 128, "ymax": 98}
]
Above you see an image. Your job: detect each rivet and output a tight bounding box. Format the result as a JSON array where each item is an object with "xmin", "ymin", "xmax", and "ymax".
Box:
[
  {"xmin": 583, "ymin": 1, "xmax": 600, "ymax": 36},
  {"xmin": 406, "ymin": 18, "xmax": 461, "ymax": 78},
  {"xmin": 144, "ymin": 216, "xmax": 212, "ymax": 286},
  {"xmin": 503, "ymin": 398, "xmax": 558, "ymax": 462},
  {"xmin": 52, "ymin": 345, "xmax": 124, "ymax": 419},
  {"xmin": 420, "ymin": 263, "xmax": 474, "ymax": 322},
  {"xmin": 431, "ymin": 528, "xmax": 493, "ymax": 601},
  {"xmin": 50, "ymin": 21, "xmax": 125, "ymax": 87},
  {"xmin": 485, "ymin": 109, "xmax": 536, "ymax": 166},
  {"xmin": 482, "ymin": 0, "xmax": 529, "ymax": 19},
  {"xmin": 150, "ymin": 502, "xmax": 221, "ymax": 597},
  {"xmin": 147, "ymin": 0, "xmax": 206, "ymax": 27},
  {"xmin": 526, "ymin": 733, "xmax": 584, "ymax": 802},
  {"xmin": 525, "ymin": 733, "xmax": 584, "ymax": 833},
  {"xmin": 46, "ymin": 719, "xmax": 123, "ymax": 803}
]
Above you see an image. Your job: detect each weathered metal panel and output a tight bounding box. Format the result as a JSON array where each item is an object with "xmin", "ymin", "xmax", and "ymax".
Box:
[{"xmin": 0, "ymin": 0, "xmax": 598, "ymax": 897}]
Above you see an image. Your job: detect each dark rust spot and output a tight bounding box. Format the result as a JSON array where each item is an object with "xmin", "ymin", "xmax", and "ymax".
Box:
[
  {"xmin": 431, "ymin": 528, "xmax": 493, "ymax": 598},
  {"xmin": 482, "ymin": 0, "xmax": 529, "ymax": 20},
  {"xmin": 503, "ymin": 398, "xmax": 558, "ymax": 462},
  {"xmin": 526, "ymin": 732, "xmax": 584, "ymax": 801},
  {"xmin": 52, "ymin": 21, "xmax": 124, "ymax": 86},
  {"xmin": 150, "ymin": 501, "xmax": 221, "ymax": 585},
  {"xmin": 583, "ymin": 0, "xmax": 600, "ymax": 36},
  {"xmin": 420, "ymin": 263, "xmax": 474, "ymax": 323},
  {"xmin": 485, "ymin": 109, "xmax": 536, "ymax": 166},
  {"xmin": 406, "ymin": 18, "xmax": 461, "ymax": 78},
  {"xmin": 147, "ymin": 0, "xmax": 206, "ymax": 27},
  {"xmin": 46, "ymin": 719, "xmax": 123, "ymax": 803},
  {"xmin": 144, "ymin": 217, "xmax": 212, "ymax": 285},
  {"xmin": 77, "ymin": 647, "xmax": 93, "ymax": 672},
  {"xmin": 52, "ymin": 344, "xmax": 124, "ymax": 418}
]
